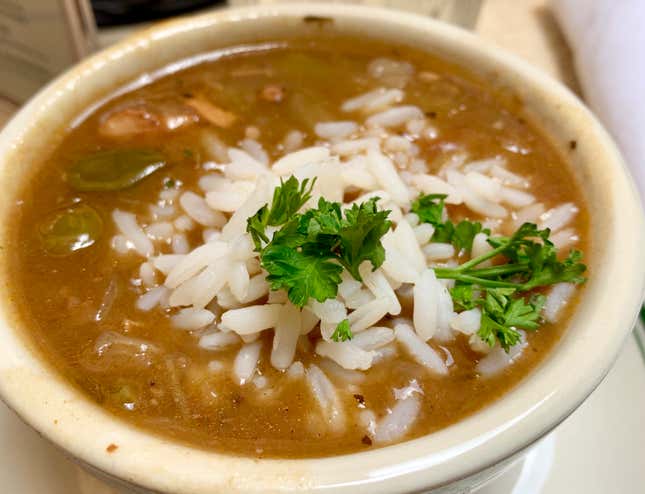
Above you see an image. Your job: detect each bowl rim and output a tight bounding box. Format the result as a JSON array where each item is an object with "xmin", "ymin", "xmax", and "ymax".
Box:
[{"xmin": 0, "ymin": 3, "xmax": 643, "ymax": 493}]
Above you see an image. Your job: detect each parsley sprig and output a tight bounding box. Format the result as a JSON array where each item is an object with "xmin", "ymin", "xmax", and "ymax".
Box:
[
  {"xmin": 433, "ymin": 222, "xmax": 586, "ymax": 291},
  {"xmin": 247, "ymin": 177, "xmax": 392, "ymax": 309},
  {"xmin": 435, "ymin": 219, "xmax": 585, "ymax": 351},
  {"xmin": 331, "ymin": 319, "xmax": 352, "ymax": 342},
  {"xmin": 246, "ymin": 185, "xmax": 586, "ymax": 352},
  {"xmin": 411, "ymin": 193, "xmax": 489, "ymax": 253},
  {"xmin": 452, "ymin": 285, "xmax": 547, "ymax": 350}
]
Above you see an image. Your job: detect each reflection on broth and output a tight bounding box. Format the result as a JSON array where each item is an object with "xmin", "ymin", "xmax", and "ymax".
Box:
[{"xmin": 8, "ymin": 37, "xmax": 588, "ymax": 458}]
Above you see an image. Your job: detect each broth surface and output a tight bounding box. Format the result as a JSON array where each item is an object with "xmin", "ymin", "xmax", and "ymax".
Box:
[{"xmin": 7, "ymin": 37, "xmax": 588, "ymax": 457}]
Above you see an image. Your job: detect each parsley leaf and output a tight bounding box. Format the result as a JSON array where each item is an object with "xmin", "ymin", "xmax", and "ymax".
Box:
[
  {"xmin": 434, "ymin": 223, "xmax": 587, "ymax": 291},
  {"xmin": 247, "ymin": 178, "xmax": 391, "ymax": 308},
  {"xmin": 452, "ymin": 220, "xmax": 487, "ymax": 252},
  {"xmin": 336, "ymin": 198, "xmax": 391, "ymax": 280},
  {"xmin": 450, "ymin": 283, "xmax": 476, "ymax": 311},
  {"xmin": 436, "ymin": 221, "xmax": 586, "ymax": 352},
  {"xmin": 247, "ymin": 176, "xmax": 315, "ymax": 250},
  {"xmin": 261, "ymin": 244, "xmax": 343, "ymax": 307},
  {"xmin": 477, "ymin": 289, "xmax": 546, "ymax": 351},
  {"xmin": 411, "ymin": 193, "xmax": 446, "ymax": 225},
  {"xmin": 411, "ymin": 193, "xmax": 488, "ymax": 253},
  {"xmin": 331, "ymin": 319, "xmax": 353, "ymax": 342}
]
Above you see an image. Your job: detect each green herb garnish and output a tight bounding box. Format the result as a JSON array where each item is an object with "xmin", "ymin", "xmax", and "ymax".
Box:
[
  {"xmin": 435, "ymin": 221, "xmax": 586, "ymax": 351},
  {"xmin": 247, "ymin": 177, "xmax": 391, "ymax": 308},
  {"xmin": 247, "ymin": 176, "xmax": 315, "ymax": 250},
  {"xmin": 331, "ymin": 319, "xmax": 353, "ymax": 342},
  {"xmin": 411, "ymin": 193, "xmax": 488, "ymax": 253},
  {"xmin": 433, "ymin": 223, "xmax": 586, "ymax": 291},
  {"xmin": 455, "ymin": 287, "xmax": 546, "ymax": 350}
]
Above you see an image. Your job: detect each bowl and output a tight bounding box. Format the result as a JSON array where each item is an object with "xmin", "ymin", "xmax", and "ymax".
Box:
[{"xmin": 0, "ymin": 3, "xmax": 642, "ymax": 493}]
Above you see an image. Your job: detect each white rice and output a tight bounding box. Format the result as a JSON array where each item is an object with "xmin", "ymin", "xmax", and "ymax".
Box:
[
  {"xmin": 220, "ymin": 304, "xmax": 281, "ymax": 335},
  {"xmin": 341, "ymin": 155, "xmax": 379, "ymax": 190},
  {"xmin": 282, "ymin": 130, "xmax": 304, "ymax": 152},
  {"xmin": 205, "ymin": 181, "xmax": 255, "ymax": 212},
  {"xmin": 233, "ymin": 340, "xmax": 262, "ymax": 385},
  {"xmin": 170, "ymin": 262, "xmax": 228, "ymax": 308},
  {"xmin": 471, "ymin": 233, "xmax": 493, "ymax": 267},
  {"xmin": 391, "ymin": 220, "xmax": 426, "ymax": 273},
  {"xmin": 225, "ymin": 148, "xmax": 268, "ymax": 181},
  {"xmin": 207, "ymin": 360, "xmax": 225, "ymax": 372},
  {"xmin": 271, "ymin": 303, "xmax": 301, "ymax": 370},
  {"xmin": 550, "ymin": 228, "xmax": 579, "ymax": 249},
  {"xmin": 179, "ymin": 191, "xmax": 226, "ymax": 228},
  {"xmin": 423, "ymin": 242, "xmax": 455, "ymax": 261},
  {"xmin": 315, "ymin": 341, "xmax": 375, "ymax": 370},
  {"xmin": 464, "ymin": 171, "xmax": 503, "ymax": 203},
  {"xmin": 136, "ymin": 285, "xmax": 168, "ymax": 311},
  {"xmin": 344, "ymin": 288, "xmax": 375, "ymax": 310},
  {"xmin": 171, "ymin": 308, "xmax": 215, "ymax": 330},
  {"xmin": 150, "ymin": 204, "xmax": 175, "ymax": 219},
  {"xmin": 152, "ymin": 254, "xmax": 185, "ymax": 275},
  {"xmin": 394, "ymin": 322, "xmax": 448, "ymax": 375},
  {"xmin": 286, "ymin": 361, "xmax": 305, "ymax": 379},
  {"xmin": 171, "ymin": 233, "xmax": 190, "ymax": 254},
  {"xmin": 139, "ymin": 262, "xmax": 156, "ymax": 287},
  {"xmin": 359, "ymin": 263, "xmax": 401, "ymax": 315},
  {"xmin": 347, "ymin": 297, "xmax": 391, "ymax": 334},
  {"xmin": 350, "ymin": 326, "xmax": 395, "ymax": 351},
  {"xmin": 341, "ymin": 87, "xmax": 404, "ymax": 113},
  {"xmin": 476, "ymin": 333, "xmax": 527, "ymax": 376},
  {"xmin": 112, "ymin": 210, "xmax": 153, "ymax": 257},
  {"xmin": 165, "ymin": 241, "xmax": 229, "ymax": 288},
  {"xmin": 199, "ymin": 330, "xmax": 240, "ymax": 350},
  {"xmin": 173, "ymin": 215, "xmax": 195, "ymax": 231},
  {"xmin": 373, "ymin": 395, "xmax": 421, "ymax": 443},
  {"xmin": 366, "ymin": 105, "xmax": 424, "ymax": 128},
  {"xmin": 393, "ymin": 379, "xmax": 423, "ymax": 401},
  {"xmin": 314, "ymin": 121, "xmax": 358, "ymax": 140},
  {"xmin": 513, "ymin": 202, "xmax": 546, "ymax": 228},
  {"xmin": 410, "ymin": 173, "xmax": 463, "ymax": 204},
  {"xmin": 227, "ymin": 261, "xmax": 250, "ymax": 302},
  {"xmin": 500, "ymin": 186, "xmax": 535, "ymax": 207},
  {"xmin": 111, "ymin": 234, "xmax": 130, "ymax": 255},
  {"xmin": 446, "ymin": 170, "xmax": 508, "ymax": 219},
  {"xmin": 306, "ymin": 364, "xmax": 345, "ymax": 431},
  {"xmin": 381, "ymin": 239, "xmax": 420, "ymax": 284},
  {"xmin": 146, "ymin": 221, "xmax": 174, "ymax": 241},
  {"xmin": 490, "ymin": 163, "xmax": 528, "ymax": 187},
  {"xmin": 450, "ymin": 308, "xmax": 481, "ymax": 335},
  {"xmin": 413, "ymin": 269, "xmax": 439, "ymax": 340},
  {"xmin": 539, "ymin": 203, "xmax": 578, "ymax": 232},
  {"xmin": 240, "ymin": 138, "xmax": 269, "ymax": 165},
  {"xmin": 367, "ymin": 58, "xmax": 414, "ymax": 87},
  {"xmin": 413, "ymin": 223, "xmax": 434, "ymax": 245},
  {"xmin": 331, "ymin": 137, "xmax": 379, "ymax": 156},
  {"xmin": 543, "ymin": 283, "xmax": 576, "ymax": 322},
  {"xmin": 272, "ymin": 146, "xmax": 329, "ymax": 175},
  {"xmin": 367, "ymin": 149, "xmax": 410, "ymax": 206}
]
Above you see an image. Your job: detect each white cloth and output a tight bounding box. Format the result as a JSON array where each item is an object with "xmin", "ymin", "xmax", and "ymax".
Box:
[{"xmin": 553, "ymin": 0, "xmax": 645, "ymax": 203}]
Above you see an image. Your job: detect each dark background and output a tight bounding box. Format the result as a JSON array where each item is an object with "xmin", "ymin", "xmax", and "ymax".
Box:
[{"xmin": 91, "ymin": 0, "xmax": 225, "ymax": 26}]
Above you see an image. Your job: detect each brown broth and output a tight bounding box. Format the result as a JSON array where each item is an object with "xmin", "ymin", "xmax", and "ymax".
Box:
[{"xmin": 6, "ymin": 37, "xmax": 588, "ymax": 458}]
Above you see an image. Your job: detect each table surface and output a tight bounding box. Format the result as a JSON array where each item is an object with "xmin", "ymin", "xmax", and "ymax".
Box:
[{"xmin": 2, "ymin": 1, "xmax": 645, "ymax": 493}]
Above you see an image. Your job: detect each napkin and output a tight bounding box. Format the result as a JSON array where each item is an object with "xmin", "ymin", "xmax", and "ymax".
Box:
[{"xmin": 552, "ymin": 0, "xmax": 645, "ymax": 203}]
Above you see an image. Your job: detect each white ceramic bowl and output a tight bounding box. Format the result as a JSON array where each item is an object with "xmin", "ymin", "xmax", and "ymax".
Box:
[{"xmin": 0, "ymin": 4, "xmax": 642, "ymax": 493}]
